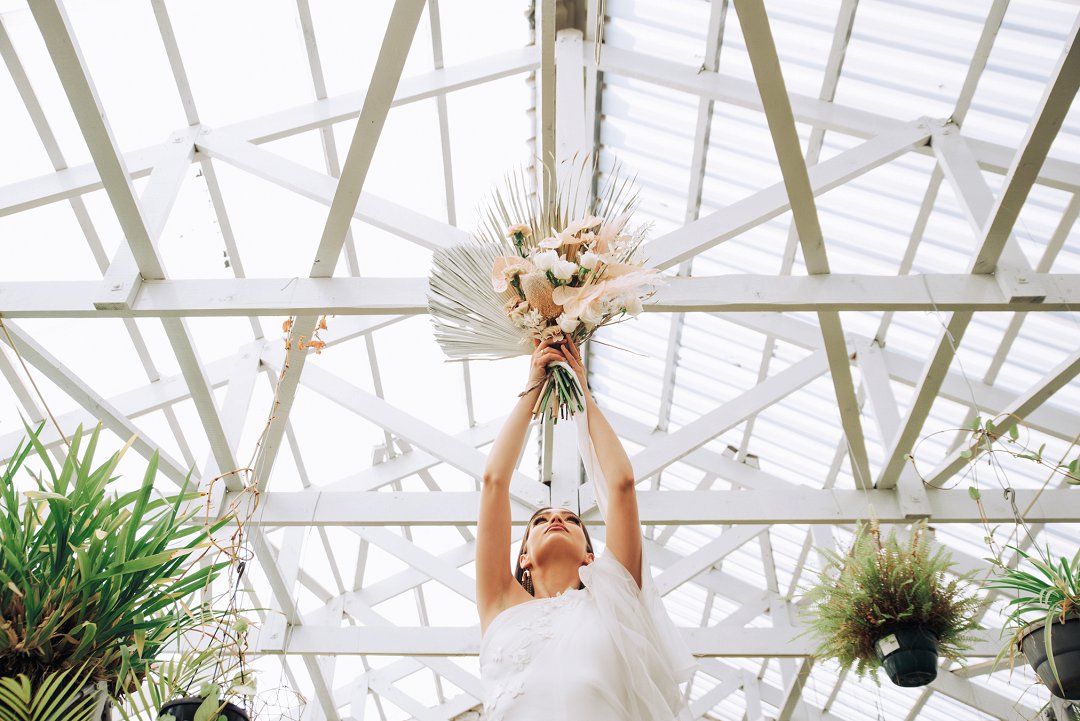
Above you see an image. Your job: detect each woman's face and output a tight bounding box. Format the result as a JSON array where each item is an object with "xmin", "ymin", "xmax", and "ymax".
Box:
[{"xmin": 520, "ymin": 507, "xmax": 592, "ymax": 570}]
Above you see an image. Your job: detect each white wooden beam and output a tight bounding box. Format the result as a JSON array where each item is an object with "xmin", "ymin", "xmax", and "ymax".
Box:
[
  {"xmin": 244, "ymin": 486, "xmax": 1078, "ymax": 526},
  {"xmin": 8, "ymin": 272, "xmax": 1079, "ymax": 319},
  {"xmin": 259, "ymin": 345, "xmax": 548, "ymax": 507},
  {"xmin": 250, "ymin": 0, "xmax": 428, "ymax": 499},
  {"xmin": 630, "ymin": 350, "xmax": 829, "ymax": 482},
  {"xmin": 645, "ymin": 121, "xmax": 931, "ymax": 270},
  {"xmin": 227, "ymin": 45, "xmax": 539, "ymax": 144},
  {"xmin": 878, "ymin": 22, "xmax": 1080, "ymax": 488},
  {"xmin": 555, "ymin": 29, "xmax": 587, "ymax": 166},
  {"xmin": 0, "ymin": 320, "xmax": 191, "ymax": 485},
  {"xmin": 0, "ymin": 47, "xmax": 539, "ymax": 218},
  {"xmin": 538, "ymin": 0, "xmax": 556, "ymax": 207},
  {"xmin": 595, "ymin": 45, "xmax": 1080, "ymax": 192},
  {"xmin": 195, "ymin": 132, "xmax": 467, "ymax": 252},
  {"xmin": 28, "ymin": 0, "xmax": 239, "ymax": 482},
  {"xmin": 733, "ymin": 0, "xmax": 870, "ymax": 487},
  {"xmin": 257, "ymin": 624, "xmax": 1003, "ymax": 657},
  {"xmin": 926, "ymin": 348, "xmax": 1080, "ymax": 486},
  {"xmin": 972, "ymin": 15, "xmax": 1080, "ymax": 275}
]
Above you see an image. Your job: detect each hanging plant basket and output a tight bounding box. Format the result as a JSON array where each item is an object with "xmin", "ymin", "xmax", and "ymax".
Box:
[
  {"xmin": 159, "ymin": 696, "xmax": 251, "ymax": 721},
  {"xmin": 1019, "ymin": 615, "xmax": 1080, "ymax": 700},
  {"xmin": 872, "ymin": 625, "xmax": 940, "ymax": 687}
]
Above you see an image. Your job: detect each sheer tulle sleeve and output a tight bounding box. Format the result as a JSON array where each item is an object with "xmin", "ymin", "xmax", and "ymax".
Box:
[{"xmin": 575, "ymin": 407, "xmax": 697, "ymax": 720}]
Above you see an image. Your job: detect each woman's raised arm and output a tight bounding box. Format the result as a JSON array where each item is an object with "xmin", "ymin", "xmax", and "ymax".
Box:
[
  {"xmin": 560, "ymin": 337, "xmax": 643, "ymax": 588},
  {"xmin": 476, "ymin": 340, "xmax": 564, "ymax": 626}
]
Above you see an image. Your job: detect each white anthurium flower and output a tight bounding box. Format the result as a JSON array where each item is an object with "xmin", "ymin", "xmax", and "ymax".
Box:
[
  {"xmin": 538, "ymin": 236, "xmax": 563, "ymax": 249},
  {"xmin": 579, "ymin": 251, "xmax": 600, "ymax": 270},
  {"xmin": 531, "ymin": 249, "xmax": 560, "ymax": 272},
  {"xmin": 551, "ymin": 258, "xmax": 579, "ymax": 281},
  {"xmin": 556, "ymin": 314, "xmax": 580, "ymax": 334},
  {"xmin": 564, "ymin": 215, "xmax": 603, "ymax": 237},
  {"xmin": 622, "ymin": 294, "xmax": 644, "ymax": 316},
  {"xmin": 552, "ymin": 283, "xmax": 603, "ymax": 317}
]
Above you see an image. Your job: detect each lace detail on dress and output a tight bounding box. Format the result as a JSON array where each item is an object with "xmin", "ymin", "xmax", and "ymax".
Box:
[{"xmin": 480, "ymin": 590, "xmax": 584, "ymax": 720}]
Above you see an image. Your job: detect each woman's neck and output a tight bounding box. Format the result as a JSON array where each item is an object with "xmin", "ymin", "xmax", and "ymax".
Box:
[{"xmin": 530, "ymin": 562, "xmax": 583, "ymax": 598}]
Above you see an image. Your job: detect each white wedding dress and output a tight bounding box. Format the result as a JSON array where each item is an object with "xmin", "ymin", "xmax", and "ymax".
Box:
[{"xmin": 478, "ymin": 404, "xmax": 697, "ymax": 721}]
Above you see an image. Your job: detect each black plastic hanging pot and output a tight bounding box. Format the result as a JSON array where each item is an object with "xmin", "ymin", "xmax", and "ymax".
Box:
[
  {"xmin": 159, "ymin": 696, "xmax": 250, "ymax": 721},
  {"xmin": 1019, "ymin": 615, "xmax": 1080, "ymax": 700},
  {"xmin": 872, "ymin": 625, "xmax": 939, "ymax": 687}
]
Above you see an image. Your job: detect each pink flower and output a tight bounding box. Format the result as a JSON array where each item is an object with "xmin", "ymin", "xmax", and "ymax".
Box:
[{"xmin": 491, "ymin": 257, "xmax": 533, "ymax": 292}]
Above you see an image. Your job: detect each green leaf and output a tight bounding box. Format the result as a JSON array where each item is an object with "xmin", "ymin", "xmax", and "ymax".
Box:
[
  {"xmin": 967, "ymin": 487, "xmax": 981, "ymax": 501},
  {"xmin": 1008, "ymin": 424, "xmax": 1019, "ymax": 441},
  {"xmin": 107, "ymin": 549, "xmax": 180, "ymax": 575},
  {"xmin": 194, "ymin": 687, "xmax": 221, "ymax": 721},
  {"xmin": 22, "ymin": 491, "xmax": 70, "ymax": 503}
]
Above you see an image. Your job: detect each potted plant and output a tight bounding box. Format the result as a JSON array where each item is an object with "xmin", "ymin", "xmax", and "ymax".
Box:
[
  {"xmin": 986, "ymin": 545, "xmax": 1080, "ymax": 700},
  {"xmin": 0, "ymin": 424, "xmax": 230, "ymax": 718},
  {"xmin": 154, "ymin": 628, "xmax": 257, "ymax": 721},
  {"xmin": 801, "ymin": 520, "xmax": 983, "ymax": 686},
  {"xmin": 111, "ymin": 592, "xmax": 265, "ymax": 721}
]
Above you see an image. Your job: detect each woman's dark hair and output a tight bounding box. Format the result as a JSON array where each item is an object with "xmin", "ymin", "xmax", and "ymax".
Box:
[{"xmin": 513, "ymin": 506, "xmax": 594, "ymax": 596}]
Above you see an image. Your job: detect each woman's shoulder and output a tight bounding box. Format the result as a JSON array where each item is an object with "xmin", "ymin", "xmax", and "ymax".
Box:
[
  {"xmin": 479, "ymin": 584, "xmax": 540, "ymax": 637},
  {"xmin": 580, "ymin": 549, "xmax": 644, "ymax": 593}
]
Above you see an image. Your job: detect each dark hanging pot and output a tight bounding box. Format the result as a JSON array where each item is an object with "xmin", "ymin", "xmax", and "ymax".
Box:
[
  {"xmin": 872, "ymin": 625, "xmax": 939, "ymax": 687},
  {"xmin": 159, "ymin": 696, "xmax": 250, "ymax": 721},
  {"xmin": 1019, "ymin": 615, "xmax": 1080, "ymax": 700}
]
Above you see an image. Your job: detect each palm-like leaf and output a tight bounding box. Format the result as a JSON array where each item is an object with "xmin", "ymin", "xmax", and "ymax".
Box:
[
  {"xmin": 0, "ymin": 666, "xmax": 103, "ymax": 721},
  {"xmin": 428, "ymin": 157, "xmax": 642, "ymax": 361}
]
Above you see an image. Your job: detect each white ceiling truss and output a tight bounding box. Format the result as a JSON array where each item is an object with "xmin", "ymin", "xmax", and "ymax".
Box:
[{"xmin": 1, "ymin": 0, "xmax": 1079, "ymax": 720}]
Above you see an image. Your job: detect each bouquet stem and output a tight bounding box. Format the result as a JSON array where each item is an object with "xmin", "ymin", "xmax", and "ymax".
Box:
[{"xmin": 532, "ymin": 364, "xmax": 585, "ymax": 423}]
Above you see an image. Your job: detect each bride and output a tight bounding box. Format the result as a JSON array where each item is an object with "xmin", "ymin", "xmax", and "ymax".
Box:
[{"xmin": 476, "ymin": 337, "xmax": 696, "ymax": 720}]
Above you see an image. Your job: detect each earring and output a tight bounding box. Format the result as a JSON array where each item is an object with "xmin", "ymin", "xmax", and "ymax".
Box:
[{"xmin": 522, "ymin": 569, "xmax": 534, "ymax": 595}]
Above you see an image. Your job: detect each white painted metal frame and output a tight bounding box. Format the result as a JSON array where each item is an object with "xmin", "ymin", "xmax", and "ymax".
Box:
[{"xmin": 1, "ymin": 1, "xmax": 1078, "ymax": 720}]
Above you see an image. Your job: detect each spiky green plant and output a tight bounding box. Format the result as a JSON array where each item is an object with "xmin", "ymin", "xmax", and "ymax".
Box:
[
  {"xmin": 0, "ymin": 423, "xmax": 230, "ymax": 700},
  {"xmin": 985, "ymin": 545, "xmax": 1080, "ymax": 695},
  {"xmin": 0, "ymin": 665, "xmax": 105, "ymax": 721},
  {"xmin": 801, "ymin": 520, "xmax": 983, "ymax": 680}
]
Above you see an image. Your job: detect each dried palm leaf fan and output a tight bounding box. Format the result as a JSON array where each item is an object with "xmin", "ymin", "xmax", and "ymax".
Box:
[{"xmin": 428, "ymin": 156, "xmax": 661, "ymax": 422}]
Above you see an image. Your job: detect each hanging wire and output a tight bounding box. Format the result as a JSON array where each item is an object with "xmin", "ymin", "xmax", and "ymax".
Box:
[{"xmin": 0, "ymin": 318, "xmax": 70, "ymax": 449}]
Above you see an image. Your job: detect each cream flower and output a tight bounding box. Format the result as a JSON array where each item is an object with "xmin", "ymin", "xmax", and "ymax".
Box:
[
  {"xmin": 531, "ymin": 249, "xmax": 560, "ymax": 272},
  {"xmin": 621, "ymin": 294, "xmax": 644, "ymax": 316},
  {"xmin": 491, "ymin": 256, "xmax": 533, "ymax": 292},
  {"xmin": 580, "ymin": 297, "xmax": 607, "ymax": 327},
  {"xmin": 556, "ymin": 314, "xmax": 580, "ymax": 334},
  {"xmin": 579, "ymin": 251, "xmax": 600, "ymax": 270},
  {"xmin": 506, "ymin": 223, "xmax": 532, "ymax": 238},
  {"xmin": 551, "ymin": 258, "xmax": 579, "ymax": 281},
  {"xmin": 538, "ymin": 236, "xmax": 563, "ymax": 249},
  {"xmin": 539, "ymin": 325, "xmax": 564, "ymax": 343},
  {"xmin": 522, "ymin": 308, "xmax": 544, "ymax": 330}
]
